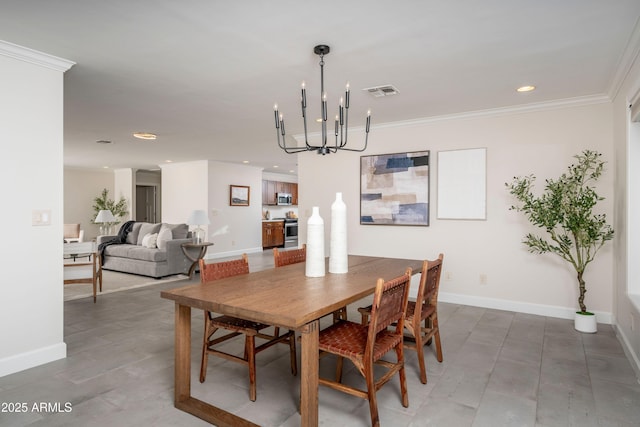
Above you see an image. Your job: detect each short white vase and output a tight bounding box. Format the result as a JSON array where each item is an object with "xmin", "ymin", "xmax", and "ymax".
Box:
[
  {"xmin": 574, "ymin": 311, "xmax": 597, "ymax": 333},
  {"xmin": 306, "ymin": 206, "xmax": 325, "ymax": 277},
  {"xmin": 329, "ymin": 192, "xmax": 348, "ymax": 274}
]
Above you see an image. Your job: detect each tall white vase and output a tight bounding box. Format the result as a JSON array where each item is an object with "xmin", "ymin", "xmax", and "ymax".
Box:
[
  {"xmin": 306, "ymin": 206, "xmax": 325, "ymax": 277},
  {"xmin": 329, "ymin": 192, "xmax": 348, "ymax": 274}
]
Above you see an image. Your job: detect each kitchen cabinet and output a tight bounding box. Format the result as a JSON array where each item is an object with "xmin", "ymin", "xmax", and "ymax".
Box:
[
  {"xmin": 262, "ymin": 180, "xmax": 299, "ymax": 205},
  {"xmin": 290, "ymin": 183, "xmax": 298, "ymax": 205},
  {"xmin": 262, "ymin": 220, "xmax": 284, "ymax": 248},
  {"xmin": 262, "ymin": 180, "xmax": 277, "ymax": 205}
]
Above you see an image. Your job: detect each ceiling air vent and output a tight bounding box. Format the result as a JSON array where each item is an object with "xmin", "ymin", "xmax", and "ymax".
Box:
[{"xmin": 363, "ymin": 85, "xmax": 399, "ymax": 98}]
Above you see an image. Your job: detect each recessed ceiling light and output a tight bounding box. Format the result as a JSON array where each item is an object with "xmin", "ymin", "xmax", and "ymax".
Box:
[
  {"xmin": 165, "ymin": 160, "xmax": 173, "ymax": 163},
  {"xmin": 133, "ymin": 132, "xmax": 157, "ymax": 140},
  {"xmin": 516, "ymin": 85, "xmax": 536, "ymax": 93},
  {"xmin": 103, "ymin": 166, "xmax": 109, "ymax": 169},
  {"xmin": 273, "ymin": 165, "xmax": 279, "ymax": 168},
  {"xmin": 242, "ymin": 160, "xmax": 250, "ymax": 164}
]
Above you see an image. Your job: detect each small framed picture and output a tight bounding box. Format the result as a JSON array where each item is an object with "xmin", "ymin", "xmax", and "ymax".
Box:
[{"xmin": 230, "ymin": 185, "xmax": 250, "ymax": 206}]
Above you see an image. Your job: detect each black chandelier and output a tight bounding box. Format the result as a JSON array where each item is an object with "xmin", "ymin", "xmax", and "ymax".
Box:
[{"xmin": 274, "ymin": 44, "xmax": 371, "ymax": 155}]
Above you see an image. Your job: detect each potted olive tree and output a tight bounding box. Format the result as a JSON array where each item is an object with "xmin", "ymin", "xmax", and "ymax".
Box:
[
  {"xmin": 506, "ymin": 150, "xmax": 614, "ymax": 333},
  {"xmin": 91, "ymin": 188, "xmax": 129, "ymax": 234}
]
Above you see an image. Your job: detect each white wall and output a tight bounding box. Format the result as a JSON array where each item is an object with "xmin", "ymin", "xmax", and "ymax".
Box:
[
  {"xmin": 161, "ymin": 160, "xmax": 263, "ymax": 257},
  {"xmin": 114, "ymin": 168, "xmax": 134, "ymax": 222},
  {"xmin": 612, "ymin": 45, "xmax": 640, "ymax": 376},
  {"xmin": 161, "ymin": 160, "xmax": 209, "ymax": 225},
  {"xmin": 0, "ymin": 42, "xmax": 74, "ymax": 376},
  {"xmin": 64, "ymin": 168, "xmax": 114, "ymax": 241},
  {"xmin": 298, "ymin": 100, "xmax": 615, "ymax": 322},
  {"xmin": 207, "ymin": 161, "xmax": 263, "ymax": 256}
]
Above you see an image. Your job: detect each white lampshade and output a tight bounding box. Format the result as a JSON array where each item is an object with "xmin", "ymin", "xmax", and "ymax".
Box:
[
  {"xmin": 186, "ymin": 210, "xmax": 210, "ymax": 226},
  {"xmin": 95, "ymin": 209, "xmax": 116, "ymax": 223}
]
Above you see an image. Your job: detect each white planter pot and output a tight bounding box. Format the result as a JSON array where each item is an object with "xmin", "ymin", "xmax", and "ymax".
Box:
[{"xmin": 574, "ymin": 312, "xmax": 597, "ymax": 333}]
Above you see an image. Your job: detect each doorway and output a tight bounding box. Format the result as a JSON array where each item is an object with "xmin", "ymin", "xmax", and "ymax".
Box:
[{"xmin": 136, "ymin": 185, "xmax": 158, "ymax": 223}]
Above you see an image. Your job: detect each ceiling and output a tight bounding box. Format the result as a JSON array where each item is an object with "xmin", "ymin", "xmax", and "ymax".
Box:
[{"xmin": 1, "ymin": 1, "xmax": 639, "ymax": 175}]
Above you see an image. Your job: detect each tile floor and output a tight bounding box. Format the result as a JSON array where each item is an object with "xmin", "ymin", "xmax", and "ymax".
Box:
[{"xmin": 1, "ymin": 250, "xmax": 640, "ymax": 426}]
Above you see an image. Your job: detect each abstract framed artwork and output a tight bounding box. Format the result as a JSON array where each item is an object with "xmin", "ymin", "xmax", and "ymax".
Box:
[
  {"xmin": 229, "ymin": 185, "xmax": 250, "ymax": 206},
  {"xmin": 360, "ymin": 150, "xmax": 430, "ymax": 226}
]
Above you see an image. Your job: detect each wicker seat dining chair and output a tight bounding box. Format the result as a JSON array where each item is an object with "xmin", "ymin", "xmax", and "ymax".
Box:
[
  {"xmin": 273, "ymin": 244, "xmax": 307, "ymax": 267},
  {"xmin": 317, "ymin": 268, "xmax": 412, "ymax": 427},
  {"xmin": 273, "ymin": 244, "xmax": 347, "ymax": 322},
  {"xmin": 198, "ymin": 254, "xmax": 297, "ymax": 402},
  {"xmin": 359, "ymin": 254, "xmax": 444, "ymax": 384}
]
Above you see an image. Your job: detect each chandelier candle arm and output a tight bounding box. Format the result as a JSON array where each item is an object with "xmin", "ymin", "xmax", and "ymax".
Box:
[{"xmin": 273, "ymin": 44, "xmax": 371, "ymax": 155}]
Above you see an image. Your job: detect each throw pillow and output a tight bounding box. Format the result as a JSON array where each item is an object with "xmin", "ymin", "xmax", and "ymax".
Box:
[
  {"xmin": 137, "ymin": 223, "xmax": 161, "ymax": 245},
  {"xmin": 141, "ymin": 233, "xmax": 158, "ymax": 249},
  {"xmin": 126, "ymin": 222, "xmax": 142, "ymax": 244},
  {"xmin": 157, "ymin": 226, "xmax": 173, "ymax": 250}
]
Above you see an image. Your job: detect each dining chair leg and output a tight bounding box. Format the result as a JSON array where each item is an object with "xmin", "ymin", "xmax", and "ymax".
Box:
[
  {"xmin": 289, "ymin": 331, "xmax": 298, "ymax": 376},
  {"xmin": 414, "ymin": 325, "xmax": 428, "ymax": 384},
  {"xmin": 247, "ymin": 335, "xmax": 257, "ymax": 402},
  {"xmin": 396, "ymin": 344, "xmax": 409, "ymax": 408},
  {"xmin": 433, "ymin": 316, "xmax": 443, "ymax": 362},
  {"xmin": 332, "ymin": 306, "xmax": 348, "ymax": 323},
  {"xmin": 365, "ymin": 363, "xmax": 380, "ymax": 427},
  {"xmin": 335, "ymin": 355, "xmax": 344, "ymax": 382},
  {"xmin": 360, "ymin": 311, "xmax": 369, "ymax": 325},
  {"xmin": 200, "ymin": 317, "xmax": 214, "ymax": 383}
]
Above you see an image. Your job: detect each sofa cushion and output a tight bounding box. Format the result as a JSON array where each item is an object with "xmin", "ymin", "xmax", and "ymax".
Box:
[
  {"xmin": 165, "ymin": 223, "xmax": 189, "ymax": 240},
  {"xmin": 137, "ymin": 223, "xmax": 162, "ymax": 245},
  {"xmin": 157, "ymin": 226, "xmax": 173, "ymax": 250},
  {"xmin": 104, "ymin": 244, "xmax": 167, "ymax": 262}
]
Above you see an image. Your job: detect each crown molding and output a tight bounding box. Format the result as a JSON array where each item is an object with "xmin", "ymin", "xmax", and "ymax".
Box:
[
  {"xmin": 293, "ymin": 94, "xmax": 610, "ymax": 142},
  {"xmin": 608, "ymin": 16, "xmax": 640, "ymax": 100},
  {"xmin": 0, "ymin": 40, "xmax": 75, "ymax": 72}
]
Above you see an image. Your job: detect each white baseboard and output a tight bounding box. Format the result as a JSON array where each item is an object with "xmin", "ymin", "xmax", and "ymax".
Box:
[
  {"xmin": 613, "ymin": 324, "xmax": 640, "ymax": 382},
  {"xmin": 0, "ymin": 342, "xmax": 66, "ymax": 377},
  {"xmin": 437, "ymin": 291, "xmax": 613, "ymax": 324}
]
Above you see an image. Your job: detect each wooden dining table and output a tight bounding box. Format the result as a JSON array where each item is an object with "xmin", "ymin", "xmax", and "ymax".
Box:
[{"xmin": 160, "ymin": 254, "xmax": 423, "ymax": 427}]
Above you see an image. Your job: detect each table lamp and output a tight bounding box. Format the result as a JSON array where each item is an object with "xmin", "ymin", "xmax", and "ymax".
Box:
[
  {"xmin": 187, "ymin": 210, "xmax": 210, "ymax": 244},
  {"xmin": 95, "ymin": 209, "xmax": 116, "ymax": 235}
]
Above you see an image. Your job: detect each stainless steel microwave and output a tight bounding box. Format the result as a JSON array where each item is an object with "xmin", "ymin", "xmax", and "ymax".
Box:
[{"xmin": 277, "ymin": 193, "xmax": 292, "ymax": 205}]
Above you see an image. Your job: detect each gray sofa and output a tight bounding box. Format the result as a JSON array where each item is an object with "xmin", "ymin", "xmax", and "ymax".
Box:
[{"xmin": 97, "ymin": 222, "xmax": 193, "ymax": 278}]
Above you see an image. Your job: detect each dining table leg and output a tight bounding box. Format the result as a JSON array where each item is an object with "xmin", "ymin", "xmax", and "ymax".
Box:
[
  {"xmin": 300, "ymin": 319, "xmax": 319, "ymax": 427},
  {"xmin": 175, "ymin": 303, "xmax": 191, "ymax": 403}
]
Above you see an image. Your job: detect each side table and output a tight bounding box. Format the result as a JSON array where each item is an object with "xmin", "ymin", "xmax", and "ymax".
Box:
[{"xmin": 181, "ymin": 242, "xmax": 213, "ymax": 279}]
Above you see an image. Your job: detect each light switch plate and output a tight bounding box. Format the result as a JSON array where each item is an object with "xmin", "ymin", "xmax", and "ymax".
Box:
[{"xmin": 32, "ymin": 209, "xmax": 51, "ymax": 226}]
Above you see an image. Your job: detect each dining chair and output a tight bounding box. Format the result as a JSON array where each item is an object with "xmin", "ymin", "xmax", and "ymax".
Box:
[
  {"xmin": 63, "ymin": 223, "xmax": 84, "ymax": 243},
  {"xmin": 317, "ymin": 268, "xmax": 412, "ymax": 427},
  {"xmin": 273, "ymin": 244, "xmax": 347, "ymax": 322},
  {"xmin": 198, "ymin": 254, "xmax": 297, "ymax": 402},
  {"xmin": 273, "ymin": 243, "xmax": 306, "ymax": 267},
  {"xmin": 359, "ymin": 254, "xmax": 444, "ymax": 384}
]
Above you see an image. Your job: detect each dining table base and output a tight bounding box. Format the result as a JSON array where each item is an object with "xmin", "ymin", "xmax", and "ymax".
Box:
[{"xmin": 173, "ymin": 303, "xmax": 261, "ymax": 427}]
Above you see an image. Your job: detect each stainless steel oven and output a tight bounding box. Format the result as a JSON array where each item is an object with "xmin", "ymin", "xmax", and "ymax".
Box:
[{"xmin": 284, "ymin": 219, "xmax": 298, "ymax": 248}]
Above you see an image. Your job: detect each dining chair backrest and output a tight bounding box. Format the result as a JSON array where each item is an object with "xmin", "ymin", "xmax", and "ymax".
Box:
[
  {"xmin": 199, "ymin": 254, "xmax": 249, "ymax": 284},
  {"xmin": 64, "ymin": 223, "xmax": 81, "ymax": 239},
  {"xmin": 273, "ymin": 244, "xmax": 306, "ymax": 267},
  {"xmin": 414, "ymin": 254, "xmax": 444, "ymax": 316},
  {"xmin": 367, "ymin": 267, "xmax": 412, "ymax": 343}
]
